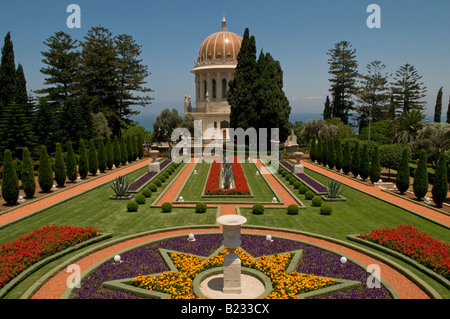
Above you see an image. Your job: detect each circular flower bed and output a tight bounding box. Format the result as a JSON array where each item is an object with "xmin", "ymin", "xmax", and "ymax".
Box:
[{"xmin": 69, "ymin": 234, "xmax": 394, "ymax": 299}]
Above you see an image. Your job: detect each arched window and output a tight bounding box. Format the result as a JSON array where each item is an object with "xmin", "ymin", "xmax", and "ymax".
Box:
[
  {"xmin": 214, "ymin": 121, "xmax": 217, "ymax": 129},
  {"xmin": 212, "ymin": 79, "xmax": 217, "ymax": 99},
  {"xmin": 203, "ymin": 80, "xmax": 207, "ymax": 99},
  {"xmin": 222, "ymin": 79, "xmax": 227, "ymax": 99}
]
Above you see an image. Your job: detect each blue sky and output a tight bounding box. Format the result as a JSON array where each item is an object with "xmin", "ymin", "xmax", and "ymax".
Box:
[{"xmin": 1, "ymin": 0, "xmax": 449, "ymax": 125}]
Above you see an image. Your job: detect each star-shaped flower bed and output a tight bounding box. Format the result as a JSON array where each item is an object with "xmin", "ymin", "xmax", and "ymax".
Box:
[{"xmin": 102, "ymin": 246, "xmax": 361, "ymax": 299}]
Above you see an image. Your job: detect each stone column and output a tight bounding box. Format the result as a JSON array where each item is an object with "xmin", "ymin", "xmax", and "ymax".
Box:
[{"xmin": 216, "ymin": 215, "xmax": 247, "ymax": 294}]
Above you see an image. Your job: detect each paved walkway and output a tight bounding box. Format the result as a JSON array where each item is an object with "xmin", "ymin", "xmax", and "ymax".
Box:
[
  {"xmin": 302, "ymin": 161, "xmax": 450, "ymax": 227},
  {"xmin": 32, "ymin": 227, "xmax": 430, "ymax": 299},
  {"xmin": 0, "ymin": 158, "xmax": 152, "ymax": 227}
]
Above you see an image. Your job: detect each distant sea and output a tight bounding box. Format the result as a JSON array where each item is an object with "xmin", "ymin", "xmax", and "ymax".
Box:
[{"xmin": 132, "ymin": 112, "xmax": 323, "ymax": 132}]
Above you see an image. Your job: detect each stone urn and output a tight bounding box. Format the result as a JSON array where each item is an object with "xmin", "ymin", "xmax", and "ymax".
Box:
[
  {"xmin": 148, "ymin": 150, "xmax": 160, "ymax": 172},
  {"xmin": 216, "ymin": 215, "xmax": 247, "ymax": 294},
  {"xmin": 293, "ymin": 152, "xmax": 304, "ymax": 174}
]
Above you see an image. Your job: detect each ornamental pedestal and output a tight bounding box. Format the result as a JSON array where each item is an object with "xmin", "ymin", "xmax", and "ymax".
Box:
[
  {"xmin": 216, "ymin": 215, "xmax": 247, "ymax": 294},
  {"xmin": 293, "ymin": 152, "xmax": 304, "ymax": 174},
  {"xmin": 148, "ymin": 150, "xmax": 160, "ymax": 172}
]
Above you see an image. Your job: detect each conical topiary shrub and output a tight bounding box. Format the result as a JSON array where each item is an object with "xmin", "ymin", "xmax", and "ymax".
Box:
[
  {"xmin": 413, "ymin": 149, "xmax": 428, "ymax": 200},
  {"xmin": 2, "ymin": 149, "xmax": 19, "ymax": 204},
  {"xmin": 369, "ymin": 145, "xmax": 381, "ymax": 184},
  {"xmin": 97, "ymin": 137, "xmax": 107, "ymax": 173},
  {"xmin": 432, "ymin": 152, "xmax": 448, "ymax": 208},
  {"xmin": 66, "ymin": 141, "xmax": 78, "ymax": 182},
  {"xmin": 351, "ymin": 140, "xmax": 360, "ymax": 178},
  {"xmin": 54, "ymin": 143, "xmax": 66, "ymax": 187},
  {"xmin": 21, "ymin": 147, "xmax": 36, "ymax": 198},
  {"xmin": 106, "ymin": 138, "xmax": 114, "ymax": 170},
  {"xmin": 38, "ymin": 145, "xmax": 53, "ymax": 192},
  {"xmin": 396, "ymin": 147, "xmax": 410, "ymax": 195},
  {"xmin": 113, "ymin": 135, "xmax": 121, "ymax": 168},
  {"xmin": 359, "ymin": 144, "xmax": 370, "ymax": 181},
  {"xmin": 78, "ymin": 139, "xmax": 89, "ymax": 179},
  {"xmin": 88, "ymin": 139, "xmax": 98, "ymax": 176}
]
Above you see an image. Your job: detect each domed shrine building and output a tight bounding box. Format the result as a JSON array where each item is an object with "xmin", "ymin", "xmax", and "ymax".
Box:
[{"xmin": 184, "ymin": 16, "xmax": 242, "ymax": 140}]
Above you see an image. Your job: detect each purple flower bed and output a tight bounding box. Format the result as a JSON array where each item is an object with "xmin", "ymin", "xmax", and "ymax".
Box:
[
  {"xmin": 281, "ymin": 161, "xmax": 328, "ymax": 194},
  {"xmin": 70, "ymin": 234, "xmax": 393, "ymax": 299},
  {"xmin": 128, "ymin": 160, "xmax": 171, "ymax": 192}
]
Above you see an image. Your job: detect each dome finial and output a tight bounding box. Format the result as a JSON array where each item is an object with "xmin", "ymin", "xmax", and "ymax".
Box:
[{"xmin": 222, "ymin": 14, "xmax": 227, "ymax": 31}]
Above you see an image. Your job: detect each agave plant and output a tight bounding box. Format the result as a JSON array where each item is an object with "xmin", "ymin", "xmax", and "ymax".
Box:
[
  {"xmin": 110, "ymin": 175, "xmax": 130, "ymax": 197},
  {"xmin": 326, "ymin": 179, "xmax": 345, "ymax": 198},
  {"xmin": 222, "ymin": 159, "xmax": 234, "ymax": 190}
]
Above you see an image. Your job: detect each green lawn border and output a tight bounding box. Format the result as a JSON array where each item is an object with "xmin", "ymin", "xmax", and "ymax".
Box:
[
  {"xmin": 0, "ymin": 232, "xmax": 113, "ymax": 299},
  {"xmin": 347, "ymin": 234, "xmax": 450, "ymax": 290},
  {"xmin": 0, "ymin": 158, "xmax": 150, "ymax": 218},
  {"xmin": 0, "ymin": 160, "xmax": 152, "ymax": 232},
  {"xmin": 150, "ymin": 162, "xmax": 187, "ymax": 206},
  {"xmin": 303, "ymin": 164, "xmax": 450, "ymax": 230}
]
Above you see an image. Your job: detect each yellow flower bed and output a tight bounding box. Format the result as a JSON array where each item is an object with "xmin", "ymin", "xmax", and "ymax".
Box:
[{"xmin": 131, "ymin": 248, "xmax": 334, "ymax": 299}]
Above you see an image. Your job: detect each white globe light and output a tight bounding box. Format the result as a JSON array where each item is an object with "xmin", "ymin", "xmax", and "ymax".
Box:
[
  {"xmin": 272, "ymin": 197, "xmax": 277, "ymax": 203},
  {"xmin": 340, "ymin": 256, "xmax": 347, "ymax": 264},
  {"xmin": 19, "ymin": 195, "xmax": 24, "ymax": 200},
  {"xmin": 188, "ymin": 233, "xmax": 195, "ymax": 240},
  {"xmin": 114, "ymin": 255, "xmax": 121, "ymax": 263},
  {"xmin": 266, "ymin": 235, "xmax": 272, "ymax": 241}
]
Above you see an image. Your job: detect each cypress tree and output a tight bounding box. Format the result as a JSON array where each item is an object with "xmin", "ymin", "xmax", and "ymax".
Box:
[
  {"xmin": 413, "ymin": 149, "xmax": 428, "ymax": 200},
  {"xmin": 21, "ymin": 147, "xmax": 36, "ymax": 198},
  {"xmin": 137, "ymin": 134, "xmax": 144, "ymax": 158},
  {"xmin": 127, "ymin": 135, "xmax": 134, "ymax": 162},
  {"xmin": 78, "ymin": 139, "xmax": 89, "ymax": 179},
  {"xmin": 396, "ymin": 147, "xmax": 410, "ymax": 195},
  {"xmin": 359, "ymin": 144, "xmax": 370, "ymax": 181},
  {"xmin": 106, "ymin": 137, "xmax": 114, "ymax": 170},
  {"xmin": 322, "ymin": 137, "xmax": 328, "ymax": 167},
  {"xmin": 335, "ymin": 140, "xmax": 343, "ymax": 172},
  {"xmin": 323, "ymin": 96, "xmax": 332, "ymax": 120},
  {"xmin": 113, "ymin": 135, "xmax": 121, "ymax": 168},
  {"xmin": 120, "ymin": 136, "xmax": 128, "ymax": 164},
  {"xmin": 14, "ymin": 63, "xmax": 28, "ymax": 106},
  {"xmin": 432, "ymin": 152, "xmax": 448, "ymax": 207},
  {"xmin": 369, "ymin": 145, "xmax": 381, "ymax": 184},
  {"xmin": 88, "ymin": 139, "xmax": 98, "ymax": 175},
  {"xmin": 351, "ymin": 140, "xmax": 360, "ymax": 178},
  {"xmin": 1, "ymin": 149, "xmax": 19, "ymax": 204},
  {"xmin": 327, "ymin": 139, "xmax": 335, "ymax": 170},
  {"xmin": 316, "ymin": 137, "xmax": 323, "ymax": 165},
  {"xmin": 309, "ymin": 136, "xmax": 316, "ymax": 162},
  {"xmin": 97, "ymin": 137, "xmax": 107, "ymax": 173},
  {"xmin": 434, "ymin": 87, "xmax": 443, "ymax": 123},
  {"xmin": 132, "ymin": 135, "xmax": 138, "ymax": 160},
  {"xmin": 38, "ymin": 145, "xmax": 53, "ymax": 192},
  {"xmin": 0, "ymin": 32, "xmax": 16, "ymax": 108},
  {"xmin": 66, "ymin": 141, "xmax": 77, "ymax": 182},
  {"xmin": 342, "ymin": 141, "xmax": 352, "ymax": 175},
  {"xmin": 54, "ymin": 142, "xmax": 66, "ymax": 187}
]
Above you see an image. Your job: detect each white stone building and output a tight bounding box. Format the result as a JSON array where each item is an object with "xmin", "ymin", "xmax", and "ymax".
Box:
[{"xmin": 184, "ymin": 16, "xmax": 242, "ymax": 141}]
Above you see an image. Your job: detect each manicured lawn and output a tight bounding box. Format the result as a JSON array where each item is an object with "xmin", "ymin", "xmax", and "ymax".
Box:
[
  {"xmin": 240, "ymin": 167, "xmax": 449, "ymax": 243},
  {"xmin": 0, "ymin": 163, "xmax": 218, "ymax": 246},
  {"xmin": 178, "ymin": 160, "xmax": 277, "ymax": 203}
]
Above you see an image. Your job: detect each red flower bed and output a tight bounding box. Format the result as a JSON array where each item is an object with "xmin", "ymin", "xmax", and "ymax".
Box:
[
  {"xmin": 358, "ymin": 225, "xmax": 450, "ymax": 279},
  {"xmin": 0, "ymin": 225, "xmax": 100, "ymax": 288},
  {"xmin": 204, "ymin": 156, "xmax": 250, "ymax": 196}
]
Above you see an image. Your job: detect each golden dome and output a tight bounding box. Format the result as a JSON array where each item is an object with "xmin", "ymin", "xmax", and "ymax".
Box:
[{"xmin": 195, "ymin": 16, "xmax": 242, "ymax": 68}]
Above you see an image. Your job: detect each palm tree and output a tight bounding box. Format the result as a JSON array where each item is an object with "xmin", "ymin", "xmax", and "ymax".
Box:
[{"xmin": 387, "ymin": 109, "xmax": 425, "ymax": 144}]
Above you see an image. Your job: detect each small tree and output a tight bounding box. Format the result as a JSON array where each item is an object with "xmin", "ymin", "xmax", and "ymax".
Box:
[
  {"xmin": 322, "ymin": 137, "xmax": 328, "ymax": 167},
  {"xmin": 21, "ymin": 147, "xmax": 36, "ymax": 198},
  {"xmin": 351, "ymin": 140, "xmax": 360, "ymax": 178},
  {"xmin": 120, "ymin": 136, "xmax": 128, "ymax": 165},
  {"xmin": 342, "ymin": 141, "xmax": 352, "ymax": 175},
  {"xmin": 54, "ymin": 143, "xmax": 66, "ymax": 187},
  {"xmin": 113, "ymin": 135, "xmax": 121, "ymax": 168},
  {"xmin": 432, "ymin": 152, "xmax": 448, "ymax": 207},
  {"xmin": 2, "ymin": 149, "xmax": 19, "ymax": 204},
  {"xmin": 309, "ymin": 136, "xmax": 316, "ymax": 162},
  {"xmin": 359, "ymin": 144, "xmax": 370, "ymax": 181},
  {"xmin": 396, "ymin": 147, "xmax": 410, "ymax": 194},
  {"xmin": 105, "ymin": 138, "xmax": 114, "ymax": 170},
  {"xmin": 369, "ymin": 145, "xmax": 381, "ymax": 184},
  {"xmin": 335, "ymin": 140, "xmax": 343, "ymax": 172},
  {"xmin": 137, "ymin": 134, "xmax": 144, "ymax": 158},
  {"xmin": 127, "ymin": 135, "xmax": 134, "ymax": 162},
  {"xmin": 132, "ymin": 135, "xmax": 138, "ymax": 159},
  {"xmin": 316, "ymin": 136, "xmax": 323, "ymax": 165},
  {"xmin": 97, "ymin": 138, "xmax": 107, "ymax": 173},
  {"xmin": 38, "ymin": 145, "xmax": 53, "ymax": 192},
  {"xmin": 413, "ymin": 149, "xmax": 429, "ymax": 200},
  {"xmin": 88, "ymin": 139, "xmax": 98, "ymax": 176},
  {"xmin": 66, "ymin": 141, "xmax": 77, "ymax": 182},
  {"xmin": 78, "ymin": 139, "xmax": 89, "ymax": 179},
  {"xmin": 327, "ymin": 139, "xmax": 335, "ymax": 170}
]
